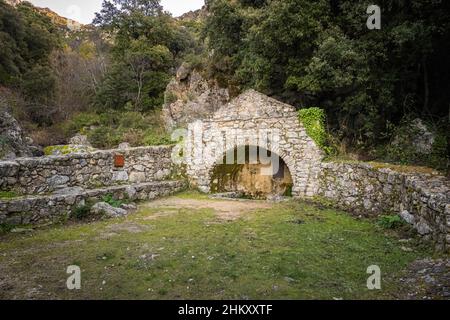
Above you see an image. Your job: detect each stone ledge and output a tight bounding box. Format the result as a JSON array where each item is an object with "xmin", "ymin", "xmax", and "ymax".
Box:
[
  {"xmin": 0, "ymin": 145, "xmax": 176, "ymax": 195},
  {"xmin": 0, "ymin": 180, "xmax": 186, "ymax": 227}
]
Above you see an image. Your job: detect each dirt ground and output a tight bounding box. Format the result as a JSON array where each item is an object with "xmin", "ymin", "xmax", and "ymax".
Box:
[{"xmin": 142, "ymin": 197, "xmax": 273, "ymax": 221}]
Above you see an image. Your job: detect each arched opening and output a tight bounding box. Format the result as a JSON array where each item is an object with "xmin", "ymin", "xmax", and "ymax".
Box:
[{"xmin": 210, "ymin": 146, "xmax": 293, "ymax": 199}]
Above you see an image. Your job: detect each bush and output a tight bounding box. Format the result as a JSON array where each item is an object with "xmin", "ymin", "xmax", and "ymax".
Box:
[
  {"xmin": 87, "ymin": 126, "xmax": 122, "ymax": 149},
  {"xmin": 63, "ymin": 112, "xmax": 102, "ymax": 135},
  {"xmin": 72, "ymin": 204, "xmax": 92, "ymax": 220},
  {"xmin": 0, "ymin": 191, "xmax": 18, "ymax": 199},
  {"xmin": 101, "ymin": 194, "xmax": 124, "ymax": 208},
  {"xmin": 58, "ymin": 109, "xmax": 171, "ymax": 149},
  {"xmin": 143, "ymin": 131, "xmax": 171, "ymax": 146},
  {"xmin": 377, "ymin": 215, "xmax": 405, "ymax": 229},
  {"xmin": 298, "ymin": 108, "xmax": 334, "ymax": 155}
]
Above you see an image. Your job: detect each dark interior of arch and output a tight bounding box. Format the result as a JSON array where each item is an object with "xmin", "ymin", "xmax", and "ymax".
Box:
[{"xmin": 210, "ymin": 145, "xmax": 293, "ymax": 199}]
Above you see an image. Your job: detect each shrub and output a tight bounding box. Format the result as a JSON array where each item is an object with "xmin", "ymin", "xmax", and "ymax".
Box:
[
  {"xmin": 298, "ymin": 108, "xmax": 334, "ymax": 155},
  {"xmin": 87, "ymin": 126, "xmax": 122, "ymax": 149},
  {"xmin": 59, "ymin": 109, "xmax": 171, "ymax": 149},
  {"xmin": 377, "ymin": 215, "xmax": 405, "ymax": 229},
  {"xmin": 64, "ymin": 112, "xmax": 102, "ymax": 134},
  {"xmin": 143, "ymin": 131, "xmax": 172, "ymax": 146},
  {"xmin": 72, "ymin": 204, "xmax": 92, "ymax": 220},
  {"xmin": 101, "ymin": 194, "xmax": 124, "ymax": 208},
  {"xmin": 0, "ymin": 223, "xmax": 15, "ymax": 234},
  {"xmin": 0, "ymin": 191, "xmax": 18, "ymax": 199}
]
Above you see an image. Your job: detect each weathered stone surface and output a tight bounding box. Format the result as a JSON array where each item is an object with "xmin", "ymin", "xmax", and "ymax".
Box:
[
  {"xmin": 184, "ymin": 90, "xmax": 324, "ymax": 198},
  {"xmin": 118, "ymin": 142, "xmax": 131, "ymax": 149},
  {"xmin": 52, "ymin": 186, "xmax": 84, "ymax": 195},
  {"xmin": 69, "ymin": 134, "xmax": 91, "ymax": 147},
  {"xmin": 91, "ymin": 202, "xmax": 128, "ymax": 218},
  {"xmin": 162, "ymin": 65, "xmax": 230, "ymax": 130},
  {"xmin": 129, "ymin": 172, "xmax": 146, "ymax": 183},
  {"xmin": 47, "ymin": 175, "xmax": 70, "ymax": 188},
  {"xmin": 0, "ymin": 181, "xmax": 185, "ymax": 226},
  {"xmin": 120, "ymin": 203, "xmax": 137, "ymax": 212},
  {"xmin": 0, "ymin": 109, "xmax": 41, "ymax": 159},
  {"xmin": 392, "ymin": 118, "xmax": 435, "ymax": 154},
  {"xmin": 0, "ymin": 146, "xmax": 175, "ymax": 194},
  {"xmin": 416, "ymin": 219, "xmax": 432, "ymax": 235},
  {"xmin": 400, "ymin": 210, "xmax": 415, "ymax": 224},
  {"xmin": 112, "ymin": 171, "xmax": 129, "ymax": 182}
]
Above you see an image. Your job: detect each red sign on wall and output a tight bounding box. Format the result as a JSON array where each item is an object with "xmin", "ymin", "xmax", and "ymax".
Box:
[{"xmin": 114, "ymin": 154, "xmax": 125, "ymax": 167}]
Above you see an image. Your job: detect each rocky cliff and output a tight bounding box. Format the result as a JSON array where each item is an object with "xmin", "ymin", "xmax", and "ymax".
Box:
[
  {"xmin": 0, "ymin": 107, "xmax": 41, "ymax": 160},
  {"xmin": 162, "ymin": 63, "xmax": 230, "ymax": 130}
]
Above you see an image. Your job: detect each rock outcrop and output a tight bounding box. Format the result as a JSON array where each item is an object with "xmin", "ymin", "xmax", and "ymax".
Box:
[
  {"xmin": 0, "ymin": 109, "xmax": 41, "ymax": 160},
  {"xmin": 162, "ymin": 63, "xmax": 230, "ymax": 130},
  {"xmin": 91, "ymin": 202, "xmax": 128, "ymax": 218},
  {"xmin": 392, "ymin": 118, "xmax": 436, "ymax": 154}
]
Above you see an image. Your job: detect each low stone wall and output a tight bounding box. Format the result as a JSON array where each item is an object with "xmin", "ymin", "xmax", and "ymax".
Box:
[
  {"xmin": 0, "ymin": 146, "xmax": 175, "ymax": 195},
  {"xmin": 0, "ymin": 181, "xmax": 185, "ymax": 226},
  {"xmin": 317, "ymin": 162, "xmax": 450, "ymax": 252}
]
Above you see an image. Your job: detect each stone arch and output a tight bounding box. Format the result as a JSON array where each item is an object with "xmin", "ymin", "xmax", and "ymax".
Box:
[
  {"xmin": 184, "ymin": 89, "xmax": 325, "ymax": 198},
  {"xmin": 207, "ymin": 144, "xmax": 296, "ymax": 197}
]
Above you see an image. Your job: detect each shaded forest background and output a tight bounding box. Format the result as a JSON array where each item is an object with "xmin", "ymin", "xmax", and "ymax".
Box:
[{"xmin": 0, "ymin": 0, "xmax": 449, "ymax": 172}]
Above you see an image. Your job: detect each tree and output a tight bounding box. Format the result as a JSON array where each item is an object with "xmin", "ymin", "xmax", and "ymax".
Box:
[
  {"xmin": 204, "ymin": 0, "xmax": 450, "ymax": 150},
  {"xmin": 94, "ymin": 0, "xmax": 192, "ymax": 111}
]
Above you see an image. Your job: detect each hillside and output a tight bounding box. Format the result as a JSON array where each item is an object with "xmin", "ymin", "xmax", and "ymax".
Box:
[
  {"xmin": 34, "ymin": 6, "xmax": 83, "ymax": 31},
  {"xmin": 5, "ymin": 0, "xmax": 83, "ymax": 30}
]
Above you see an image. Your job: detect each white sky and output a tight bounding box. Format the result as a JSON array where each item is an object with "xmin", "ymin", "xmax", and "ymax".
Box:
[{"xmin": 28, "ymin": 0, "xmax": 205, "ymax": 24}]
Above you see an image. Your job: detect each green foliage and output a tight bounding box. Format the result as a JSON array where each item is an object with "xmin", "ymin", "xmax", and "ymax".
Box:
[
  {"xmin": 143, "ymin": 131, "xmax": 171, "ymax": 146},
  {"xmin": 298, "ymin": 108, "xmax": 333, "ymax": 155},
  {"xmin": 95, "ymin": 40, "xmax": 173, "ymax": 111},
  {"xmin": 61, "ymin": 110, "xmax": 170, "ymax": 149},
  {"xmin": 43, "ymin": 145, "xmax": 93, "ymax": 156},
  {"xmin": 0, "ymin": 223, "xmax": 15, "ymax": 234},
  {"xmin": 205, "ymin": 0, "xmax": 450, "ymax": 151},
  {"xmin": 72, "ymin": 204, "xmax": 92, "ymax": 220},
  {"xmin": 101, "ymin": 194, "xmax": 124, "ymax": 208},
  {"xmin": 0, "ymin": 191, "xmax": 18, "ymax": 200},
  {"xmin": 0, "ymin": 1, "xmax": 62, "ymax": 127},
  {"xmin": 93, "ymin": 0, "xmax": 196, "ymax": 112},
  {"xmin": 377, "ymin": 215, "xmax": 405, "ymax": 230},
  {"xmin": 0, "ymin": 1, "xmax": 60, "ymax": 85}
]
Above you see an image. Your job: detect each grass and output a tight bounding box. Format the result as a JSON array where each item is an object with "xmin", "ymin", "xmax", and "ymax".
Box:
[
  {"xmin": 0, "ymin": 192, "xmax": 437, "ymax": 300},
  {"xmin": 0, "ymin": 191, "xmax": 18, "ymax": 200}
]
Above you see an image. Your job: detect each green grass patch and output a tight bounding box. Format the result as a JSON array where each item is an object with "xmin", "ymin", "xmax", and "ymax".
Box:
[
  {"xmin": 0, "ymin": 193, "xmax": 435, "ymax": 300},
  {"xmin": 0, "ymin": 191, "xmax": 18, "ymax": 200}
]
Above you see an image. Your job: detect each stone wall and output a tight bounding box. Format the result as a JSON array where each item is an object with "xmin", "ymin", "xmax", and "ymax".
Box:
[
  {"xmin": 0, "ymin": 146, "xmax": 174, "ymax": 195},
  {"xmin": 0, "ymin": 181, "xmax": 185, "ymax": 226},
  {"xmin": 317, "ymin": 162, "xmax": 450, "ymax": 252}
]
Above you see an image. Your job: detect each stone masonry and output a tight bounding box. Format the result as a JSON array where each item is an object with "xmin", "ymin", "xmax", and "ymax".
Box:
[
  {"xmin": 0, "ymin": 181, "xmax": 185, "ymax": 227},
  {"xmin": 184, "ymin": 89, "xmax": 325, "ymax": 197},
  {"xmin": 0, "ymin": 146, "xmax": 184, "ymax": 227},
  {"xmin": 0, "ymin": 146, "xmax": 174, "ymax": 195}
]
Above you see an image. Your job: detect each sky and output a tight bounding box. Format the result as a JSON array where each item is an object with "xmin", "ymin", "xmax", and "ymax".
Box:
[{"xmin": 28, "ymin": 0, "xmax": 205, "ymax": 24}]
